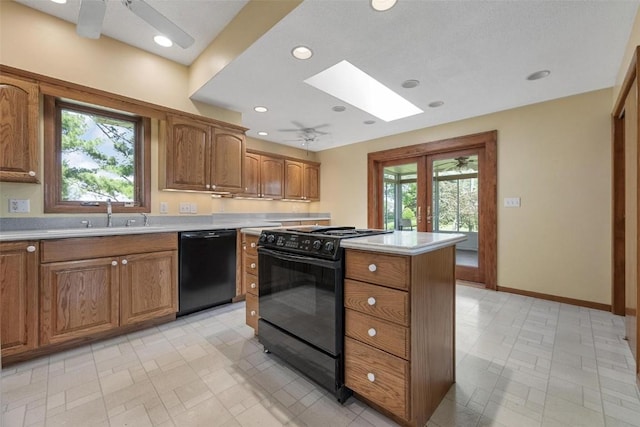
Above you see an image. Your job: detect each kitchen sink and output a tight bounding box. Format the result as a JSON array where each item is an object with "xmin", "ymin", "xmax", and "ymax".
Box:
[{"xmin": 45, "ymin": 226, "xmax": 167, "ymax": 234}]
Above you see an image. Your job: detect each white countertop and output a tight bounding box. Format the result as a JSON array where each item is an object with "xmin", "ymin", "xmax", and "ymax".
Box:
[{"xmin": 341, "ymin": 231, "xmax": 466, "ymax": 255}]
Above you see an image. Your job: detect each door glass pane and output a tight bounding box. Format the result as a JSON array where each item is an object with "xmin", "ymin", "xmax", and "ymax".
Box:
[
  {"xmin": 383, "ymin": 163, "xmax": 417, "ymax": 230},
  {"xmin": 432, "ymin": 155, "xmax": 478, "ymax": 267}
]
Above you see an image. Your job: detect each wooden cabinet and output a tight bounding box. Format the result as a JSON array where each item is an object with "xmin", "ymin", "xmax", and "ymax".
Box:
[
  {"xmin": 164, "ymin": 114, "xmax": 245, "ymax": 193},
  {"xmin": 40, "ymin": 233, "xmax": 177, "ymax": 346},
  {"xmin": 344, "ymin": 246, "xmax": 456, "ymax": 426},
  {"xmin": 242, "ymin": 233, "xmax": 260, "ymax": 333},
  {"xmin": 284, "ymin": 160, "xmax": 321, "ymax": 201},
  {"xmin": 243, "ymin": 152, "xmax": 284, "ymax": 199},
  {"xmin": 0, "ymin": 241, "xmax": 39, "ymax": 357},
  {"xmin": 0, "ymin": 75, "xmax": 39, "ymax": 183}
]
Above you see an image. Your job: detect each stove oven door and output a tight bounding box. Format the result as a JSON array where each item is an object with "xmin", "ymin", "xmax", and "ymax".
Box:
[{"xmin": 258, "ymin": 247, "xmax": 343, "ymax": 356}]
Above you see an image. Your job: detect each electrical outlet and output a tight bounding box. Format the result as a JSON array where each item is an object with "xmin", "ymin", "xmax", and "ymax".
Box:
[
  {"xmin": 9, "ymin": 199, "xmax": 30, "ymax": 213},
  {"xmin": 190, "ymin": 203, "xmax": 197, "ymax": 214},
  {"xmin": 159, "ymin": 202, "xmax": 168, "ymax": 214},
  {"xmin": 504, "ymin": 197, "xmax": 521, "ymax": 208},
  {"xmin": 179, "ymin": 202, "xmax": 191, "ymax": 214}
]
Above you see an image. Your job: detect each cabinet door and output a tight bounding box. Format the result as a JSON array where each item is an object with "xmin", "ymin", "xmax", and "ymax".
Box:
[
  {"xmin": 165, "ymin": 115, "xmax": 211, "ymax": 191},
  {"xmin": 261, "ymin": 156, "xmax": 284, "ymax": 199},
  {"xmin": 211, "ymin": 127, "xmax": 245, "ymax": 192},
  {"xmin": 0, "ymin": 75, "xmax": 39, "ymax": 183},
  {"xmin": 284, "ymin": 160, "xmax": 304, "ymax": 199},
  {"xmin": 304, "ymin": 163, "xmax": 320, "ymax": 201},
  {"xmin": 0, "ymin": 241, "xmax": 38, "ymax": 357},
  {"xmin": 243, "ymin": 152, "xmax": 260, "ymax": 197},
  {"xmin": 120, "ymin": 251, "xmax": 177, "ymax": 326},
  {"xmin": 40, "ymin": 258, "xmax": 119, "ymax": 345}
]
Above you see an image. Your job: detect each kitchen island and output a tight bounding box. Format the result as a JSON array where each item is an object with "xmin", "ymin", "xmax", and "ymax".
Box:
[{"xmin": 341, "ymin": 231, "xmax": 465, "ymax": 427}]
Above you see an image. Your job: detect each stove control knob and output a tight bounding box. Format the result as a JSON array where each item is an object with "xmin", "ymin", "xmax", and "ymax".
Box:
[
  {"xmin": 259, "ymin": 234, "xmax": 267, "ymax": 242},
  {"xmin": 313, "ymin": 240, "xmax": 322, "ymax": 250},
  {"xmin": 324, "ymin": 241, "xmax": 335, "ymax": 252},
  {"xmin": 266, "ymin": 234, "xmax": 276, "ymax": 243}
]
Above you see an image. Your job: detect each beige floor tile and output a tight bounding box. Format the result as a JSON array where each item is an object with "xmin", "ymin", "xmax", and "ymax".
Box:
[
  {"xmin": 44, "ymin": 396, "xmax": 107, "ymax": 427},
  {"xmin": 543, "ymin": 394, "xmax": 605, "ymax": 426},
  {"xmin": 234, "ymin": 399, "xmax": 295, "ymax": 427},
  {"xmin": 109, "ymin": 404, "xmax": 153, "ymax": 427},
  {"xmin": 297, "ymin": 395, "xmax": 358, "ymax": 427},
  {"xmin": 170, "ymin": 394, "xmax": 233, "ymax": 427}
]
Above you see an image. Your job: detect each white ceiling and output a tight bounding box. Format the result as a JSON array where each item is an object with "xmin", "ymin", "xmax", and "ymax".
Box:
[{"xmin": 16, "ymin": 0, "xmax": 640, "ymax": 152}]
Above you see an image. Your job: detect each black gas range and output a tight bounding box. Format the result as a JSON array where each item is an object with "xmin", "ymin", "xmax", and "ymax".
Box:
[
  {"xmin": 256, "ymin": 226, "xmax": 390, "ymax": 402},
  {"xmin": 258, "ymin": 226, "xmax": 391, "ymax": 260}
]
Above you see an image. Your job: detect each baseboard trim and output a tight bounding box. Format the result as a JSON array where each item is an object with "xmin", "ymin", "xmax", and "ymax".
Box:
[{"xmin": 496, "ymin": 286, "xmax": 611, "ymax": 312}]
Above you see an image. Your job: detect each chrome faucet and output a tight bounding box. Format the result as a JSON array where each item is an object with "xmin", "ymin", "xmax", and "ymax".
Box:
[
  {"xmin": 106, "ymin": 198, "xmax": 112, "ymax": 227},
  {"xmin": 140, "ymin": 213, "xmax": 150, "ymax": 226}
]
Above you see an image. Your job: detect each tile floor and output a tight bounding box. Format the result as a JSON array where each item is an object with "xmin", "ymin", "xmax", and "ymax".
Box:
[{"xmin": 2, "ymin": 284, "xmax": 640, "ymax": 427}]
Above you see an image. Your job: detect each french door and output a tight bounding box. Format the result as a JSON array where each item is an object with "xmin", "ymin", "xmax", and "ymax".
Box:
[{"xmin": 368, "ymin": 131, "xmax": 496, "ymax": 288}]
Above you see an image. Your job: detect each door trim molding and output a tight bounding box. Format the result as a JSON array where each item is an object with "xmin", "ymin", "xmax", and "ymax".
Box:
[{"xmin": 367, "ymin": 130, "xmax": 497, "ymax": 290}]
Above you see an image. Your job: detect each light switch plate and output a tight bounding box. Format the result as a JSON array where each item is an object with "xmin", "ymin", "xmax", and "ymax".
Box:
[
  {"xmin": 190, "ymin": 203, "xmax": 197, "ymax": 214},
  {"xmin": 9, "ymin": 199, "xmax": 30, "ymax": 213},
  {"xmin": 159, "ymin": 202, "xmax": 168, "ymax": 214},
  {"xmin": 504, "ymin": 197, "xmax": 521, "ymax": 208}
]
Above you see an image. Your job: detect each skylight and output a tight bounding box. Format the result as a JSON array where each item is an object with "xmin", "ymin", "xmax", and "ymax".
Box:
[{"xmin": 304, "ymin": 60, "xmax": 423, "ymax": 122}]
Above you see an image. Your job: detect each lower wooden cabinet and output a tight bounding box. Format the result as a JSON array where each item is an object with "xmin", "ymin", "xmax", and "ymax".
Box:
[
  {"xmin": 0, "ymin": 241, "xmax": 39, "ymax": 357},
  {"xmin": 242, "ymin": 233, "xmax": 260, "ymax": 333},
  {"xmin": 39, "ymin": 233, "xmax": 178, "ymax": 348}
]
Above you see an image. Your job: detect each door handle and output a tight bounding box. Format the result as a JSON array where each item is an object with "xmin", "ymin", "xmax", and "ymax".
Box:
[{"xmin": 427, "ymin": 206, "xmax": 432, "ymax": 223}]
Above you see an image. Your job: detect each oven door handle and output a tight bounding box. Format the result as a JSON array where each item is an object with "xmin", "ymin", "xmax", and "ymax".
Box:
[{"xmin": 258, "ymin": 247, "xmax": 340, "ymax": 269}]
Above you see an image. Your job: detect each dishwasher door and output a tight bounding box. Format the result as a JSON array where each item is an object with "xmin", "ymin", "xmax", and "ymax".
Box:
[{"xmin": 178, "ymin": 229, "xmax": 237, "ymax": 316}]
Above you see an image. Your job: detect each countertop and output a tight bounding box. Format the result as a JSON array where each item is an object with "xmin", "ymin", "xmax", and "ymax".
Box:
[{"xmin": 340, "ymin": 231, "xmax": 466, "ymax": 255}]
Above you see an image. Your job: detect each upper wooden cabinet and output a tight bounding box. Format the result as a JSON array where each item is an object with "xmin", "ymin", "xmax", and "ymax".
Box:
[
  {"xmin": 243, "ymin": 151, "xmax": 284, "ymax": 199},
  {"xmin": 284, "ymin": 160, "xmax": 321, "ymax": 201},
  {"xmin": 0, "ymin": 241, "xmax": 39, "ymax": 358},
  {"xmin": 0, "ymin": 75, "xmax": 39, "ymax": 183},
  {"xmin": 164, "ymin": 114, "xmax": 245, "ymax": 193}
]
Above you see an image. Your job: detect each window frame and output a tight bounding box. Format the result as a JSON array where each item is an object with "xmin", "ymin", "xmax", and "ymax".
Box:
[{"xmin": 43, "ymin": 95, "xmax": 151, "ymax": 213}]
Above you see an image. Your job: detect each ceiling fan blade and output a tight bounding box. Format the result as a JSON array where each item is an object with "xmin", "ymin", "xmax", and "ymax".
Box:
[
  {"xmin": 77, "ymin": 0, "xmax": 106, "ymax": 39},
  {"xmin": 122, "ymin": 0, "xmax": 194, "ymax": 48}
]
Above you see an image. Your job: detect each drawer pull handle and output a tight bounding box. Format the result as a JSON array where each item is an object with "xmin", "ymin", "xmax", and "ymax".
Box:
[
  {"xmin": 111, "ymin": 260, "xmax": 118, "ymax": 266},
  {"xmin": 250, "ymin": 283, "xmax": 257, "ymax": 289},
  {"xmin": 26, "ymin": 245, "xmax": 36, "ymax": 253},
  {"xmin": 121, "ymin": 259, "xmax": 128, "ymax": 265},
  {"xmin": 250, "ymin": 310, "xmax": 256, "ymax": 317},
  {"xmin": 367, "ymin": 297, "xmax": 376, "ymax": 306},
  {"xmin": 367, "ymin": 373, "xmax": 375, "ymax": 382},
  {"xmin": 251, "ymin": 242, "xmax": 256, "ymax": 248},
  {"xmin": 368, "ymin": 264, "xmax": 377, "ymax": 272},
  {"xmin": 250, "ymin": 263, "xmax": 256, "ymax": 269},
  {"xmin": 368, "ymin": 328, "xmax": 377, "ymax": 337}
]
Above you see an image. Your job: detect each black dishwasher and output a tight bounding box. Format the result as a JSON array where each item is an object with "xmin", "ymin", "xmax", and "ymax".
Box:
[{"xmin": 178, "ymin": 229, "xmax": 237, "ymax": 316}]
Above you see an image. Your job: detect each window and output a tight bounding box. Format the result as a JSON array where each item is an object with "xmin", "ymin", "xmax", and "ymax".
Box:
[{"xmin": 44, "ymin": 96, "xmax": 150, "ymax": 213}]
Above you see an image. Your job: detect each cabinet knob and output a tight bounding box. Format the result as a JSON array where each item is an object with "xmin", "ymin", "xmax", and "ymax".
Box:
[
  {"xmin": 368, "ymin": 264, "xmax": 377, "ymax": 272},
  {"xmin": 250, "ymin": 263, "xmax": 256, "ymax": 269},
  {"xmin": 250, "ymin": 283, "xmax": 256, "ymax": 289},
  {"xmin": 28, "ymin": 171, "xmax": 36, "ymax": 177},
  {"xmin": 368, "ymin": 328, "xmax": 377, "ymax": 337},
  {"xmin": 367, "ymin": 373, "xmax": 375, "ymax": 382},
  {"xmin": 206, "ymin": 184, "xmax": 211, "ymax": 189},
  {"xmin": 250, "ymin": 242, "xmax": 256, "ymax": 248},
  {"xmin": 121, "ymin": 259, "xmax": 128, "ymax": 265},
  {"xmin": 212, "ymin": 184, "xmax": 216, "ymax": 190},
  {"xmin": 250, "ymin": 310, "xmax": 256, "ymax": 317},
  {"xmin": 111, "ymin": 260, "xmax": 118, "ymax": 266},
  {"xmin": 26, "ymin": 245, "xmax": 36, "ymax": 253},
  {"xmin": 367, "ymin": 297, "xmax": 376, "ymax": 306},
  {"xmin": 243, "ymin": 245, "xmax": 247, "ymax": 250}
]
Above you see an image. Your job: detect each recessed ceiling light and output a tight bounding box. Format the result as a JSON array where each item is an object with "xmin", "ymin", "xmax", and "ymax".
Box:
[
  {"xmin": 527, "ymin": 70, "xmax": 551, "ymax": 81},
  {"xmin": 257, "ymin": 131, "xmax": 268, "ymax": 136},
  {"xmin": 154, "ymin": 35, "xmax": 173, "ymax": 47},
  {"xmin": 428, "ymin": 101, "xmax": 444, "ymax": 108},
  {"xmin": 401, "ymin": 79, "xmax": 420, "ymax": 89},
  {"xmin": 50, "ymin": 0, "xmax": 67, "ymax": 3},
  {"xmin": 364, "ymin": 120, "xmax": 376, "ymax": 125},
  {"xmin": 305, "ymin": 60, "xmax": 423, "ymax": 122},
  {"xmin": 332, "ymin": 106, "xmax": 346, "ymax": 112},
  {"xmin": 254, "ymin": 106, "xmax": 268, "ymax": 113},
  {"xmin": 292, "ymin": 46, "xmax": 313, "ymax": 60},
  {"xmin": 371, "ymin": 0, "xmax": 397, "ymax": 11}
]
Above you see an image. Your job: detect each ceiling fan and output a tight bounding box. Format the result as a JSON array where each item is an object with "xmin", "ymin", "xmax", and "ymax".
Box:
[
  {"xmin": 77, "ymin": 0, "xmax": 194, "ymax": 48},
  {"xmin": 436, "ymin": 156, "xmax": 478, "ymax": 172},
  {"xmin": 278, "ymin": 121, "xmax": 330, "ymax": 137}
]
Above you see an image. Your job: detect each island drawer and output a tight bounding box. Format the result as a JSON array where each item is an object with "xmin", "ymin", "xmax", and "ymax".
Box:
[
  {"xmin": 344, "ymin": 279, "xmax": 409, "ymax": 326},
  {"xmin": 345, "ymin": 309, "xmax": 409, "ymax": 359},
  {"xmin": 345, "ymin": 250, "xmax": 409, "ymax": 290},
  {"xmin": 245, "ymin": 272, "xmax": 258, "ymax": 296},
  {"xmin": 244, "ymin": 254, "xmax": 258, "ymax": 276},
  {"xmin": 246, "ymin": 293, "xmax": 259, "ymax": 331},
  {"xmin": 345, "ymin": 337, "xmax": 409, "ymax": 420}
]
